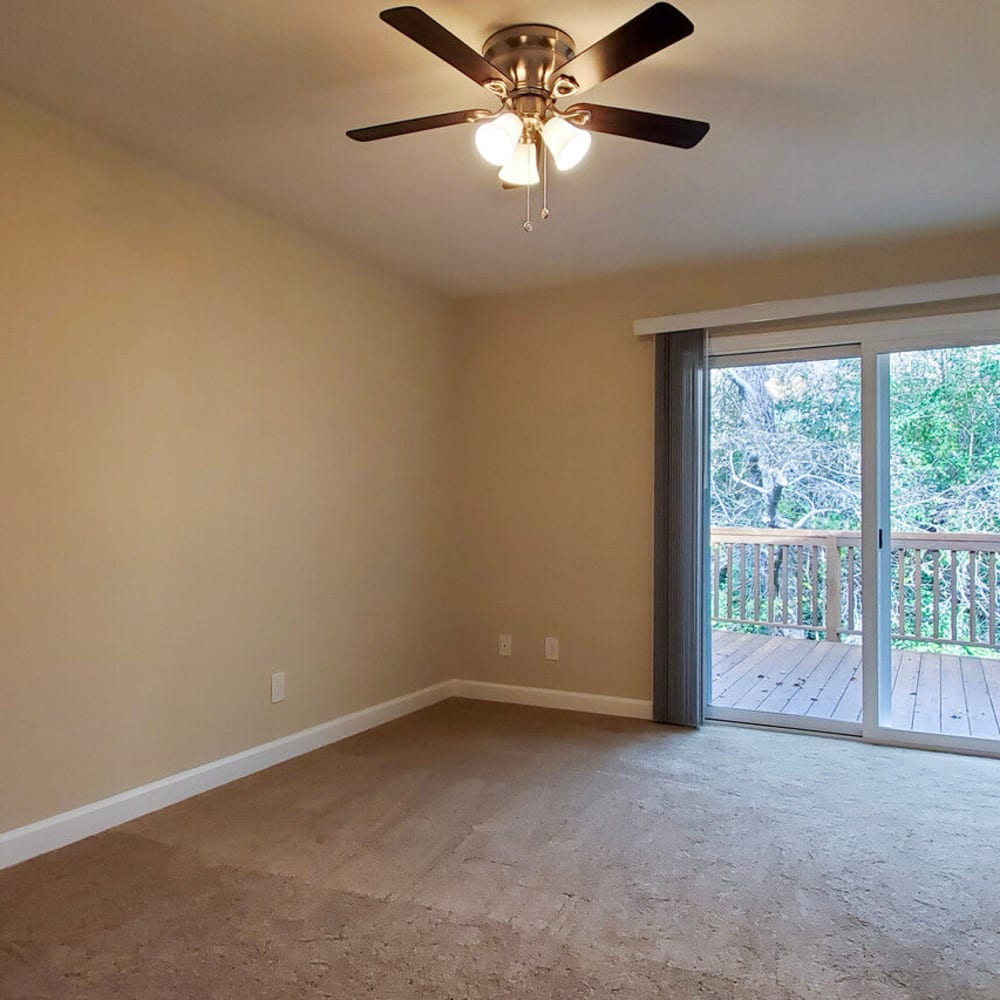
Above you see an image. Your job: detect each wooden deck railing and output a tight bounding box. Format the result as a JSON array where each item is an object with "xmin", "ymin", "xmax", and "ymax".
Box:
[{"xmin": 711, "ymin": 528, "xmax": 1000, "ymax": 651}]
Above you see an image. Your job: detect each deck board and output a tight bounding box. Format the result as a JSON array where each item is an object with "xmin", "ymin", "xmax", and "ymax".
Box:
[
  {"xmin": 891, "ymin": 651, "xmax": 921, "ymax": 731},
  {"xmin": 939, "ymin": 654, "xmax": 969, "ymax": 737},
  {"xmin": 711, "ymin": 637, "xmax": 787, "ymax": 706},
  {"xmin": 912, "ymin": 654, "xmax": 942, "ymax": 735},
  {"xmin": 961, "ymin": 656, "xmax": 996, "ymax": 739},
  {"xmin": 710, "ymin": 630, "xmax": 1000, "ymax": 739},
  {"xmin": 712, "ymin": 634, "xmax": 773, "ymax": 683},
  {"xmin": 782, "ymin": 643, "xmax": 854, "ymax": 717},
  {"xmin": 751, "ymin": 640, "xmax": 832, "ymax": 713},
  {"xmin": 827, "ymin": 651, "xmax": 863, "ymax": 723},
  {"xmin": 979, "ymin": 657, "xmax": 1000, "ymax": 733}
]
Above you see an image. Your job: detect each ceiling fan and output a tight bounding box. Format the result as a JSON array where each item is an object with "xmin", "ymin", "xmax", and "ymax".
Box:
[{"xmin": 347, "ymin": 4, "xmax": 709, "ymax": 230}]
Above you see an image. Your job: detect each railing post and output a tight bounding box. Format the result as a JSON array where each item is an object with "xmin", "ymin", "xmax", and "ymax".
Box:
[{"xmin": 825, "ymin": 539, "xmax": 842, "ymax": 643}]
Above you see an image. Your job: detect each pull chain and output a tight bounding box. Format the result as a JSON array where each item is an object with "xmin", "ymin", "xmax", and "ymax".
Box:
[
  {"xmin": 541, "ymin": 146, "xmax": 550, "ymax": 220},
  {"xmin": 523, "ymin": 177, "xmax": 533, "ymax": 233}
]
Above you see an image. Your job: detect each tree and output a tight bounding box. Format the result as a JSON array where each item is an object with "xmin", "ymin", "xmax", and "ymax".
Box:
[
  {"xmin": 889, "ymin": 347, "xmax": 1000, "ymax": 533},
  {"xmin": 711, "ymin": 358, "xmax": 862, "ymax": 532},
  {"xmin": 711, "ymin": 347, "xmax": 1000, "ymax": 534}
]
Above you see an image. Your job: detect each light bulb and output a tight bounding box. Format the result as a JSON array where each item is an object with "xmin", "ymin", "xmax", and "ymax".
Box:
[
  {"xmin": 475, "ymin": 113, "xmax": 523, "ymax": 167},
  {"xmin": 542, "ymin": 116, "xmax": 592, "ymax": 171},
  {"xmin": 498, "ymin": 141, "xmax": 540, "ymax": 186}
]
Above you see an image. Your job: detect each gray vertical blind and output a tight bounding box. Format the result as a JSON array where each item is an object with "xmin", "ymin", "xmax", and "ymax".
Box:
[{"xmin": 653, "ymin": 328, "xmax": 708, "ymax": 727}]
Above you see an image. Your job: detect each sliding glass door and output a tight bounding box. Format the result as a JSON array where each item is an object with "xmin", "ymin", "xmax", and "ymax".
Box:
[
  {"xmin": 703, "ymin": 318, "xmax": 1000, "ymax": 757},
  {"xmin": 881, "ymin": 343, "xmax": 1000, "ymax": 745},
  {"xmin": 706, "ymin": 348, "xmax": 864, "ymax": 734}
]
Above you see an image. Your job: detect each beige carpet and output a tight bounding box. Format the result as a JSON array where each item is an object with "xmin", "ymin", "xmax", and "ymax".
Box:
[{"xmin": 2, "ymin": 699, "xmax": 999, "ymax": 999}]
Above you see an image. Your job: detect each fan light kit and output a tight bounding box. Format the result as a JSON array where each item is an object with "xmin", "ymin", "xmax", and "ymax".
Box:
[{"xmin": 348, "ymin": 4, "xmax": 709, "ymax": 232}]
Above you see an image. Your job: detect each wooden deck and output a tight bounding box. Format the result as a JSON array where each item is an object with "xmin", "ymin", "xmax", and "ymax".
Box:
[{"xmin": 710, "ymin": 629, "xmax": 1000, "ymax": 738}]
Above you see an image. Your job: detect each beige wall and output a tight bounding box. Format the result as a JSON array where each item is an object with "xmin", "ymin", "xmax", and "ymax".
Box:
[
  {"xmin": 455, "ymin": 228, "xmax": 1000, "ymax": 702},
  {"xmin": 4, "ymin": 83, "xmax": 1000, "ymax": 836},
  {"xmin": 0, "ymin": 92, "xmax": 459, "ymax": 833}
]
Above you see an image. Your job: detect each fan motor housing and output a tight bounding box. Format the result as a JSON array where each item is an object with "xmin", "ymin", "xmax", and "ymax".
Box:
[{"xmin": 482, "ymin": 25, "xmax": 576, "ymax": 99}]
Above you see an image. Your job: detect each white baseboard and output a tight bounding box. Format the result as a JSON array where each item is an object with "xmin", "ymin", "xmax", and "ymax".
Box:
[
  {"xmin": 0, "ymin": 680, "xmax": 453, "ymax": 871},
  {"xmin": 0, "ymin": 678, "xmax": 651, "ymax": 870},
  {"xmin": 452, "ymin": 679, "xmax": 653, "ymax": 721}
]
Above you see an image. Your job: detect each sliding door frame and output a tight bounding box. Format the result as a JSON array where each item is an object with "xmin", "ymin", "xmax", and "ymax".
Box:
[
  {"xmin": 706, "ymin": 344, "xmax": 864, "ymax": 737},
  {"xmin": 706, "ymin": 307, "xmax": 1000, "ymax": 758}
]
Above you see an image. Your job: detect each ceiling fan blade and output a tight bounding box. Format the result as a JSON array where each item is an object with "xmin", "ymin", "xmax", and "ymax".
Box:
[
  {"xmin": 569, "ymin": 103, "xmax": 709, "ymax": 148},
  {"xmin": 553, "ymin": 3, "xmax": 693, "ymax": 96},
  {"xmin": 347, "ymin": 109, "xmax": 484, "ymax": 142},
  {"xmin": 380, "ymin": 7, "xmax": 513, "ymax": 92}
]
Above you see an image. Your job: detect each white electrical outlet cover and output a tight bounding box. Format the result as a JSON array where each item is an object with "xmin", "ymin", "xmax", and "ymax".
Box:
[
  {"xmin": 545, "ymin": 637, "xmax": 559, "ymax": 661},
  {"xmin": 498, "ymin": 634, "xmax": 512, "ymax": 657}
]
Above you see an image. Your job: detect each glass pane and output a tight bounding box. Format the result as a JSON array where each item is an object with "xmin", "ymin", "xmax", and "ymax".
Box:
[
  {"xmin": 708, "ymin": 355, "xmax": 863, "ymax": 726},
  {"xmin": 887, "ymin": 344, "xmax": 1000, "ymax": 740}
]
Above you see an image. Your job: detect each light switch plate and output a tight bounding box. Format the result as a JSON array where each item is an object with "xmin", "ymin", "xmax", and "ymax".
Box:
[
  {"xmin": 545, "ymin": 637, "xmax": 559, "ymax": 661},
  {"xmin": 498, "ymin": 634, "xmax": 512, "ymax": 657},
  {"xmin": 271, "ymin": 671, "xmax": 286, "ymax": 703}
]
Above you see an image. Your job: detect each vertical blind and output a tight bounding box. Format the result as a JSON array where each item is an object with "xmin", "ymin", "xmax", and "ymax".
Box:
[{"xmin": 653, "ymin": 328, "xmax": 708, "ymax": 727}]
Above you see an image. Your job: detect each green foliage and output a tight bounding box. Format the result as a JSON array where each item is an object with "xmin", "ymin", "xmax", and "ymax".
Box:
[
  {"xmin": 711, "ymin": 357, "xmax": 862, "ymax": 531},
  {"xmin": 711, "ymin": 346, "xmax": 1000, "ymax": 534},
  {"xmin": 889, "ymin": 346, "xmax": 1000, "ymax": 533}
]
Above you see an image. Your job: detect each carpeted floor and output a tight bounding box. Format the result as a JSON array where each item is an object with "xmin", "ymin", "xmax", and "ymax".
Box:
[{"xmin": 2, "ymin": 699, "xmax": 999, "ymax": 999}]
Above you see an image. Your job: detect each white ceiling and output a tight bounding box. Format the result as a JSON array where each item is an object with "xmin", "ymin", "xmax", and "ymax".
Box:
[{"xmin": 1, "ymin": 0, "xmax": 999, "ymax": 294}]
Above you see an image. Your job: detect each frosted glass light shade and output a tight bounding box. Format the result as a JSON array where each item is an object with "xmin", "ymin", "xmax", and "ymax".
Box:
[
  {"xmin": 498, "ymin": 141, "xmax": 540, "ymax": 186},
  {"xmin": 474, "ymin": 113, "xmax": 523, "ymax": 166},
  {"xmin": 542, "ymin": 117, "xmax": 592, "ymax": 171}
]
